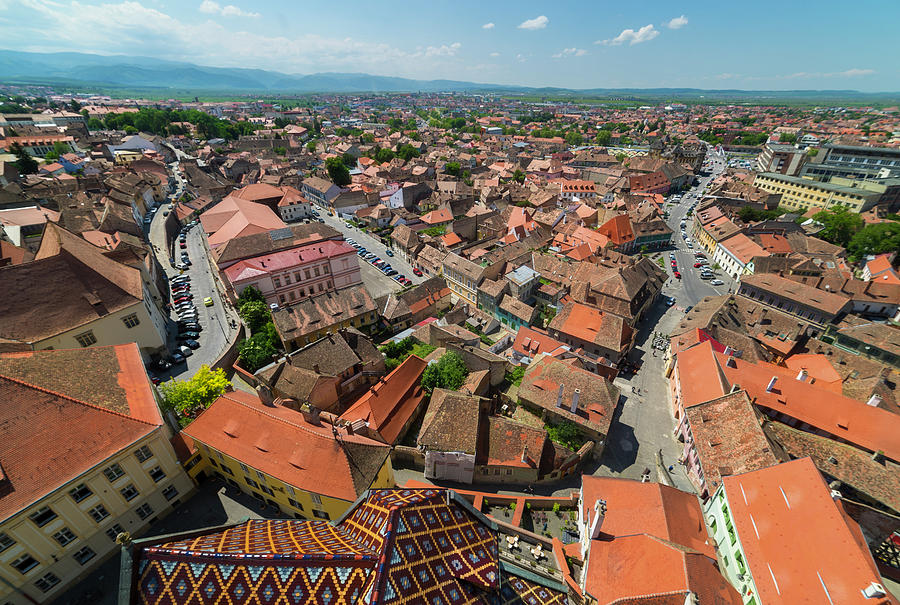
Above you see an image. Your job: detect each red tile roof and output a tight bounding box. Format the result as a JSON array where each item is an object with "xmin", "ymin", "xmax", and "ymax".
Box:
[
  {"xmin": 339, "ymin": 355, "xmax": 427, "ymax": 445},
  {"xmin": 723, "ymin": 458, "xmax": 893, "ymax": 605},
  {"xmin": 183, "ymin": 390, "xmax": 390, "ymax": 501}
]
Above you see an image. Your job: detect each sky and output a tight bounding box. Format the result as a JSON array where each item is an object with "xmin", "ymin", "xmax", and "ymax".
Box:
[{"xmin": 2, "ymin": 0, "xmax": 898, "ymax": 91}]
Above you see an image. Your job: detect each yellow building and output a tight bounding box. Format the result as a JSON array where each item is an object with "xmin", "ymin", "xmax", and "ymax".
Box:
[
  {"xmin": 270, "ymin": 284, "xmax": 379, "ymax": 351},
  {"xmin": 441, "ymin": 252, "xmax": 485, "ymax": 306},
  {"xmin": 182, "ymin": 390, "xmax": 394, "ymax": 521},
  {"xmin": 753, "ymin": 172, "xmax": 881, "ymax": 213},
  {"xmin": 0, "ymin": 345, "xmax": 194, "ymax": 604}
]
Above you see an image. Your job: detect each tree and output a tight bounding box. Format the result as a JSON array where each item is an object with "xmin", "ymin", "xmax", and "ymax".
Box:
[
  {"xmin": 306, "ymin": 140, "xmax": 317, "ymax": 153},
  {"xmin": 512, "ymin": 168, "xmax": 525, "ymax": 184},
  {"xmin": 341, "ymin": 153, "xmax": 357, "ymax": 168},
  {"xmin": 420, "ymin": 351, "xmax": 468, "ymax": 393},
  {"xmin": 238, "ymin": 299, "xmax": 271, "ymax": 333},
  {"xmin": 68, "ymin": 99, "xmax": 81, "ymax": 112},
  {"xmin": 847, "ymin": 222, "xmax": 900, "ymax": 261},
  {"xmin": 546, "ymin": 421, "xmax": 584, "ymax": 450},
  {"xmin": 813, "ymin": 206, "xmax": 864, "ymax": 248},
  {"xmin": 238, "ymin": 285, "xmax": 265, "ymax": 305},
  {"xmin": 807, "ymin": 148, "xmax": 819, "ymax": 157},
  {"xmin": 43, "ymin": 140, "xmax": 70, "ymax": 160},
  {"xmin": 615, "ymin": 153, "xmax": 627, "ymax": 163},
  {"xmin": 10, "ymin": 142, "xmax": 37, "ymax": 175},
  {"xmin": 158, "ymin": 365, "xmax": 230, "ymax": 422},
  {"xmin": 237, "ymin": 333, "xmax": 277, "ymax": 372},
  {"xmin": 273, "ymin": 146, "xmax": 287, "ymax": 156},
  {"xmin": 565, "ymin": 131, "xmax": 583, "ymax": 146},
  {"xmin": 396, "ymin": 143, "xmax": 420, "ymax": 161},
  {"xmin": 444, "ymin": 161, "xmax": 460, "ymax": 177},
  {"xmin": 779, "ymin": 132, "xmax": 798, "ymax": 144},
  {"xmin": 594, "ymin": 130, "xmax": 612, "ymax": 146},
  {"xmin": 325, "ymin": 156, "xmax": 352, "ymax": 186}
]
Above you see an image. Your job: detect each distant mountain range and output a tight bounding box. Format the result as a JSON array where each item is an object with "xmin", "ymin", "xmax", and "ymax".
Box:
[{"xmin": 1, "ymin": 49, "xmax": 897, "ymax": 100}]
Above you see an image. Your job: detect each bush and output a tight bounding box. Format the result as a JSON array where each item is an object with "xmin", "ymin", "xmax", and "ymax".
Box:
[
  {"xmin": 380, "ymin": 337, "xmax": 436, "ymax": 372},
  {"xmin": 237, "ymin": 332, "xmax": 277, "ymax": 372},
  {"xmin": 505, "ymin": 366, "xmax": 526, "ymax": 387},
  {"xmin": 420, "ymin": 351, "xmax": 468, "ymax": 393},
  {"xmin": 238, "ymin": 299, "xmax": 271, "ymax": 333},
  {"xmin": 159, "ymin": 365, "xmax": 230, "ymax": 425},
  {"xmin": 546, "ymin": 421, "xmax": 585, "ymax": 451}
]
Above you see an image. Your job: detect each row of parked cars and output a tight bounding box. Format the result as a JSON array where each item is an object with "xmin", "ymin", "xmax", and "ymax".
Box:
[
  {"xmin": 148, "ymin": 274, "xmax": 213, "ymax": 381},
  {"xmin": 345, "ymin": 239, "xmax": 413, "ymax": 287}
]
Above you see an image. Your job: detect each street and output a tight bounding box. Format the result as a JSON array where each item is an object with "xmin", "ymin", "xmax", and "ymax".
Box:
[{"xmin": 144, "ymin": 163, "xmax": 239, "ymax": 380}]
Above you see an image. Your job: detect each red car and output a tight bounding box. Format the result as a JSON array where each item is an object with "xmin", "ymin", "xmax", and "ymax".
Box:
[
  {"xmin": 693, "ymin": 262, "xmax": 703, "ymax": 268},
  {"xmin": 412, "ymin": 267, "xmax": 423, "ymax": 277},
  {"xmin": 673, "ymin": 271, "xmax": 682, "ymax": 279}
]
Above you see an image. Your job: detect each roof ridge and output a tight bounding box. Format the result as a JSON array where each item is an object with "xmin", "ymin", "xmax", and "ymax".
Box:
[
  {"xmin": 218, "ymin": 392, "xmax": 355, "ymax": 443},
  {"xmin": 0, "ymin": 372, "xmax": 158, "ymax": 427}
]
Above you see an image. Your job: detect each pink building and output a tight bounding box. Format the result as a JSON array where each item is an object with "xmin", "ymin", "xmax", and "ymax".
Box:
[{"xmin": 224, "ymin": 240, "xmax": 361, "ymax": 306}]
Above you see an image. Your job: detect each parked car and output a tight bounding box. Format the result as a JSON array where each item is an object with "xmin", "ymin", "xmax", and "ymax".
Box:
[
  {"xmin": 171, "ymin": 352, "xmax": 186, "ymax": 364},
  {"xmin": 179, "ymin": 345, "xmax": 193, "ymax": 357},
  {"xmin": 153, "ymin": 359, "xmax": 172, "ymax": 371},
  {"xmin": 710, "ymin": 279, "xmax": 725, "ymax": 286},
  {"xmin": 684, "ymin": 305, "xmax": 694, "ymax": 313},
  {"xmin": 203, "ymin": 296, "xmax": 214, "ymax": 307},
  {"xmin": 385, "ymin": 269, "xmax": 397, "ymax": 276},
  {"xmin": 385, "ymin": 249, "xmax": 394, "ymax": 257},
  {"xmin": 673, "ymin": 271, "xmax": 682, "ymax": 279},
  {"xmin": 182, "ymin": 339, "xmax": 201, "ymax": 350},
  {"xmin": 178, "ymin": 331, "xmax": 200, "ymax": 339},
  {"xmin": 412, "ymin": 267, "xmax": 423, "ymax": 276},
  {"xmin": 178, "ymin": 323, "xmax": 201, "ymax": 332},
  {"xmin": 693, "ymin": 262, "xmax": 703, "ymax": 268},
  {"xmin": 400, "ymin": 277, "xmax": 412, "ymax": 286},
  {"xmin": 669, "ymin": 253, "xmax": 676, "ymax": 260},
  {"xmin": 665, "ymin": 297, "xmax": 675, "ymax": 306}
]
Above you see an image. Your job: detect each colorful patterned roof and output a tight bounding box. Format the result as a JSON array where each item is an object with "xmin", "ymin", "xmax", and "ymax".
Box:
[{"xmin": 127, "ymin": 489, "xmax": 565, "ymax": 605}]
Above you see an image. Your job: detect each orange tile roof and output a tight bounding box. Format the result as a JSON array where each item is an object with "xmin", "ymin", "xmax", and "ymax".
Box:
[
  {"xmin": 339, "ymin": 355, "xmax": 427, "ymax": 445},
  {"xmin": 580, "ymin": 477, "xmax": 740, "ymax": 604},
  {"xmin": 512, "ymin": 326, "xmax": 568, "ymax": 358},
  {"xmin": 783, "ymin": 353, "xmax": 842, "ymax": 391},
  {"xmin": 597, "ymin": 214, "xmax": 634, "ymax": 245},
  {"xmin": 420, "ymin": 207, "xmax": 452, "ymax": 225},
  {"xmin": 723, "ymin": 458, "xmax": 894, "ymax": 605},
  {"xmin": 440, "ymin": 231, "xmax": 463, "ymax": 246},
  {"xmin": 184, "ymin": 390, "xmax": 390, "ymax": 501}
]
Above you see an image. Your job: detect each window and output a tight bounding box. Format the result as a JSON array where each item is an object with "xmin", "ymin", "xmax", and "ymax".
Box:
[
  {"xmin": 105, "ymin": 524, "xmax": 125, "ymax": 542},
  {"xmin": 29, "ymin": 506, "xmax": 57, "ymax": 527},
  {"xmin": 52, "ymin": 527, "xmax": 77, "ymax": 546},
  {"xmin": 75, "ymin": 330, "xmax": 97, "ymax": 347},
  {"xmin": 289, "ymin": 291, "xmax": 296, "ymax": 301},
  {"xmin": 73, "ymin": 546, "xmax": 96, "ymax": 565},
  {"xmin": 148, "ymin": 466, "xmax": 166, "ymax": 482},
  {"xmin": 314, "ymin": 267, "xmax": 320, "ymax": 277},
  {"xmin": 255, "ymin": 470, "xmax": 266, "ymax": 481},
  {"xmin": 88, "ymin": 504, "xmax": 110, "ymax": 523},
  {"xmin": 134, "ymin": 446, "xmax": 153, "ymax": 462},
  {"xmin": 103, "ymin": 463, "xmax": 125, "ymax": 482},
  {"xmin": 34, "ymin": 572, "xmax": 61, "ymax": 592},
  {"xmin": 0, "ymin": 533, "xmax": 15, "ymax": 553},
  {"xmin": 69, "ymin": 483, "xmax": 93, "ymax": 503},
  {"xmin": 286, "ymin": 485, "xmax": 295, "ymax": 496},
  {"xmin": 288, "ymin": 498, "xmax": 303, "ymax": 510},
  {"xmin": 239, "ymin": 463, "xmax": 249, "ymax": 473},
  {"xmin": 120, "ymin": 484, "xmax": 140, "ymax": 502},
  {"xmin": 310, "ymin": 493, "xmax": 322, "ymax": 506},
  {"xmin": 280, "ymin": 294, "xmax": 286, "ymax": 304},
  {"xmin": 323, "ymin": 265, "xmax": 330, "ymax": 274},
  {"xmin": 135, "ymin": 503, "xmax": 154, "ymax": 520},
  {"xmin": 312, "ymin": 510, "xmax": 330, "ymax": 520},
  {"xmin": 294, "ymin": 272, "xmax": 302, "ymax": 282},
  {"xmin": 298, "ymin": 289, "xmax": 305, "ymax": 297},
  {"xmin": 273, "ymin": 277, "xmax": 281, "ymax": 287},
  {"xmin": 122, "ymin": 313, "xmax": 140, "ymax": 328},
  {"xmin": 260, "ymin": 485, "xmax": 274, "ymax": 496},
  {"xmin": 245, "ymin": 477, "xmax": 259, "ymax": 489},
  {"xmin": 162, "ymin": 486, "xmax": 179, "ymax": 501},
  {"xmin": 304, "ymin": 270, "xmax": 311, "ymax": 280},
  {"xmin": 12, "ymin": 554, "xmax": 38, "ymax": 574},
  {"xmin": 221, "ymin": 466, "xmax": 234, "ymax": 476}
]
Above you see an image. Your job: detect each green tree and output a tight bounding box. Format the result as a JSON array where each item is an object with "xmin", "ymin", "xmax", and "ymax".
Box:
[
  {"xmin": 325, "ymin": 156, "xmax": 352, "ymax": 186},
  {"xmin": 512, "ymin": 168, "xmax": 525, "ymax": 184},
  {"xmin": 68, "ymin": 99, "xmax": 81, "ymax": 112},
  {"xmin": 807, "ymin": 148, "xmax": 819, "ymax": 157},
  {"xmin": 273, "ymin": 146, "xmax": 287, "ymax": 156},
  {"xmin": 615, "ymin": 152, "xmax": 627, "ymax": 163},
  {"xmin": 779, "ymin": 132, "xmax": 798, "ymax": 144},
  {"xmin": 445, "ymin": 161, "xmax": 460, "ymax": 177},
  {"xmin": 546, "ymin": 421, "xmax": 584, "ymax": 450},
  {"xmin": 341, "ymin": 153, "xmax": 357, "ymax": 168},
  {"xmin": 565, "ymin": 131, "xmax": 583, "ymax": 146},
  {"xmin": 237, "ymin": 333, "xmax": 277, "ymax": 372},
  {"xmin": 420, "ymin": 351, "xmax": 468, "ymax": 393},
  {"xmin": 43, "ymin": 140, "xmax": 71, "ymax": 160},
  {"xmin": 159, "ymin": 365, "xmax": 230, "ymax": 423},
  {"xmin": 594, "ymin": 130, "xmax": 612, "ymax": 146},
  {"xmin": 396, "ymin": 143, "xmax": 420, "ymax": 161},
  {"xmin": 813, "ymin": 206, "xmax": 864, "ymax": 248},
  {"xmin": 238, "ymin": 299, "xmax": 271, "ymax": 333},
  {"xmin": 238, "ymin": 285, "xmax": 265, "ymax": 305},
  {"xmin": 847, "ymin": 222, "xmax": 900, "ymax": 261},
  {"xmin": 9, "ymin": 142, "xmax": 38, "ymax": 174},
  {"xmin": 86, "ymin": 117, "xmax": 102, "ymax": 131},
  {"xmin": 306, "ymin": 140, "xmax": 317, "ymax": 153}
]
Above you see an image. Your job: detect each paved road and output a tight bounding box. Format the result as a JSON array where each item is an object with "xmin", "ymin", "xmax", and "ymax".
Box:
[{"xmin": 145, "ymin": 167, "xmax": 239, "ymax": 381}]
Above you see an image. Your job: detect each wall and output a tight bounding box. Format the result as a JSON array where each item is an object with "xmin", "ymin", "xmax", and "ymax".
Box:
[{"xmin": 392, "ymin": 445, "xmax": 425, "ymax": 472}]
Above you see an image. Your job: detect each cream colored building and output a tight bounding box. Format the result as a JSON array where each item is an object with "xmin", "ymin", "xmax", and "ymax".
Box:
[
  {"xmin": 0, "ymin": 345, "xmax": 194, "ymax": 603},
  {"xmin": 753, "ymin": 172, "xmax": 881, "ymax": 213}
]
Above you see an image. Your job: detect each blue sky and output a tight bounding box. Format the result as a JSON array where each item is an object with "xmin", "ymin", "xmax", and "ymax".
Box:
[{"xmin": 2, "ymin": 0, "xmax": 898, "ymax": 91}]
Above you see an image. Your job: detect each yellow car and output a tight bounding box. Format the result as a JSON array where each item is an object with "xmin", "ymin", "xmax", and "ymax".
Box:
[{"xmin": 203, "ymin": 297, "xmax": 214, "ymax": 307}]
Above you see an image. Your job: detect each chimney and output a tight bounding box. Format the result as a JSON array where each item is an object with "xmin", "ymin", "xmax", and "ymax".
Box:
[
  {"xmin": 866, "ymin": 394, "xmax": 882, "ymax": 407},
  {"xmin": 256, "ymin": 384, "xmax": 275, "ymax": 407},
  {"xmin": 796, "ymin": 368, "xmax": 808, "ymax": 382},
  {"xmin": 765, "ymin": 376, "xmax": 777, "ymax": 393},
  {"xmin": 590, "ymin": 499, "xmax": 607, "ymax": 539},
  {"xmin": 556, "ymin": 383, "xmax": 565, "ymax": 408},
  {"xmin": 570, "ymin": 388, "xmax": 581, "ymax": 414},
  {"xmin": 862, "ymin": 583, "xmax": 887, "ymax": 599},
  {"xmin": 313, "ymin": 363, "xmax": 320, "ymax": 374},
  {"xmin": 521, "ymin": 446, "xmax": 528, "ymax": 464},
  {"xmin": 723, "ymin": 345, "xmax": 734, "ymax": 356},
  {"xmin": 300, "ymin": 404, "xmax": 321, "ymax": 425}
]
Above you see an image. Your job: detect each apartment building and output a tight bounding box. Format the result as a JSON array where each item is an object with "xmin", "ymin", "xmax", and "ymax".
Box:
[
  {"xmin": 271, "ymin": 283, "xmax": 378, "ymax": 350},
  {"xmin": 755, "ymin": 143, "xmax": 806, "ymax": 175},
  {"xmin": 442, "ymin": 251, "xmax": 486, "ymax": 306},
  {"xmin": 0, "ymin": 345, "xmax": 193, "ymax": 604},
  {"xmin": 223, "ymin": 239, "xmax": 361, "ymax": 306}
]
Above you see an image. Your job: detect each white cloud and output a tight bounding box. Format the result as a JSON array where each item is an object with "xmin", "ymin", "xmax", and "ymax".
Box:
[
  {"xmin": 482, "ymin": 22, "xmax": 495, "ymax": 30},
  {"xmin": 516, "ymin": 53, "xmax": 527, "ymax": 62},
  {"xmin": 598, "ymin": 24, "xmax": 659, "ymax": 46},
  {"xmin": 666, "ymin": 15, "xmax": 688, "ymax": 29},
  {"xmin": 778, "ymin": 68, "xmax": 876, "ymax": 79},
  {"xmin": 489, "ymin": 52, "xmax": 500, "ymax": 57},
  {"xmin": 415, "ymin": 42, "xmax": 461, "ymax": 58},
  {"xmin": 198, "ymin": 0, "xmax": 259, "ymax": 17},
  {"xmin": 837, "ymin": 68, "xmax": 875, "ymax": 77},
  {"xmin": 552, "ymin": 47, "xmax": 588, "ymax": 59},
  {"xmin": 518, "ymin": 15, "xmax": 548, "ymax": 30}
]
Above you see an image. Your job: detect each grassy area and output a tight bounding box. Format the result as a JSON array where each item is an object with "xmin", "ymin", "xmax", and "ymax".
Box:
[{"xmin": 380, "ymin": 336, "xmax": 436, "ymax": 371}]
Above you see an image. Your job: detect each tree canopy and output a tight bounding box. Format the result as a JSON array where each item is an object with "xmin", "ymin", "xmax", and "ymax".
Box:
[
  {"xmin": 420, "ymin": 351, "xmax": 468, "ymax": 393},
  {"xmin": 812, "ymin": 206, "xmax": 864, "ymax": 248},
  {"xmin": 847, "ymin": 222, "xmax": 900, "ymax": 261},
  {"xmin": 325, "ymin": 156, "xmax": 352, "ymax": 186},
  {"xmin": 159, "ymin": 365, "xmax": 230, "ymax": 425},
  {"xmin": 10, "ymin": 142, "xmax": 38, "ymax": 174},
  {"xmin": 238, "ymin": 299, "xmax": 271, "ymax": 333}
]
